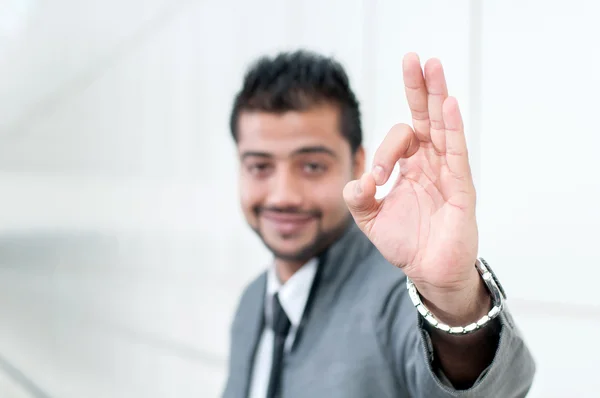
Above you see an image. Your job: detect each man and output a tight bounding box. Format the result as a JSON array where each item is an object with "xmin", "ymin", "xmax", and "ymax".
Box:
[{"xmin": 222, "ymin": 50, "xmax": 535, "ymax": 398}]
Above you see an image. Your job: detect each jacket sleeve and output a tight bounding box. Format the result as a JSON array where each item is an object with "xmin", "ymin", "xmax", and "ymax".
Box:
[{"xmin": 375, "ymin": 281, "xmax": 536, "ymax": 397}]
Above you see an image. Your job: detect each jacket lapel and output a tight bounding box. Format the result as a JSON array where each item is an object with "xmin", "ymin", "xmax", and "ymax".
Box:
[
  {"xmin": 222, "ymin": 273, "xmax": 266, "ymax": 398},
  {"xmin": 241, "ymin": 274, "xmax": 266, "ymax": 398}
]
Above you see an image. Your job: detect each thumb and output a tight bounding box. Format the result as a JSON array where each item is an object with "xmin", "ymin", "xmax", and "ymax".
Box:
[{"xmin": 343, "ymin": 172, "xmax": 379, "ymax": 232}]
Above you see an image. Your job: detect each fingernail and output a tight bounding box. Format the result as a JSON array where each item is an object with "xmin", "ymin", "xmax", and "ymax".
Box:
[
  {"xmin": 372, "ymin": 166, "xmax": 384, "ymax": 185},
  {"xmin": 354, "ymin": 180, "xmax": 362, "ymax": 196}
]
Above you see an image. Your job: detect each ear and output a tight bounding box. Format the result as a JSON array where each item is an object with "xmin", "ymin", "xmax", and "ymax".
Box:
[{"xmin": 351, "ymin": 146, "xmax": 366, "ymax": 180}]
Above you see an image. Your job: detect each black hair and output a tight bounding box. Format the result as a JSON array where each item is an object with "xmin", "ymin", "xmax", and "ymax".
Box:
[{"xmin": 229, "ymin": 50, "xmax": 362, "ymax": 153}]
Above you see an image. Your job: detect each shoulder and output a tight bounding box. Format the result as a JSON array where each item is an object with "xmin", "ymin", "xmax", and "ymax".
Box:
[
  {"xmin": 348, "ymin": 250, "xmax": 421, "ymax": 362},
  {"xmin": 349, "ymin": 248, "xmax": 416, "ymax": 329},
  {"xmin": 230, "ymin": 271, "xmax": 266, "ymax": 328},
  {"xmin": 239, "ymin": 271, "xmax": 267, "ymax": 302},
  {"xmin": 354, "ymin": 248, "xmax": 409, "ymax": 302}
]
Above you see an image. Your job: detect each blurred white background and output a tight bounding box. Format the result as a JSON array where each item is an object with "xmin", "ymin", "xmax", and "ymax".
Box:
[{"xmin": 0, "ymin": 0, "xmax": 598, "ymax": 397}]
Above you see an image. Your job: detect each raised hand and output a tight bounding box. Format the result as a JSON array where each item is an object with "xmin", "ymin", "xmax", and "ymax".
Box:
[{"xmin": 343, "ymin": 53, "xmax": 483, "ymax": 322}]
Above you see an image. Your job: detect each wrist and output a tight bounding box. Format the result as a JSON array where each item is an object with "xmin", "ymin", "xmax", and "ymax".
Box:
[{"xmin": 415, "ymin": 269, "xmax": 491, "ymax": 326}]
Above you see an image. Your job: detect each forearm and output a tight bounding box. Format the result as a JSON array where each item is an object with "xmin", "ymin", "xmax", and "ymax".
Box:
[
  {"xmin": 426, "ymin": 318, "xmax": 500, "ymax": 389},
  {"xmin": 419, "ymin": 273, "xmax": 500, "ymax": 388},
  {"xmin": 385, "ymin": 271, "xmax": 535, "ymax": 398}
]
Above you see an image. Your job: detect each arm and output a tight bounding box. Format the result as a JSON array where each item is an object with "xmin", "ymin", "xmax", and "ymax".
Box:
[
  {"xmin": 343, "ymin": 52, "xmax": 536, "ymax": 396},
  {"xmin": 419, "ymin": 269, "xmax": 499, "ymax": 388},
  {"xmin": 378, "ymin": 278, "xmax": 535, "ymax": 398}
]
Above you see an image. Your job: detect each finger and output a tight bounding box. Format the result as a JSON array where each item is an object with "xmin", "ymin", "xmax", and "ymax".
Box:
[
  {"xmin": 403, "ymin": 53, "xmax": 430, "ymax": 142},
  {"xmin": 443, "ymin": 97, "xmax": 472, "ymax": 182},
  {"xmin": 371, "ymin": 123, "xmax": 419, "ymax": 186},
  {"xmin": 343, "ymin": 172, "xmax": 378, "ymax": 232},
  {"xmin": 424, "ymin": 58, "xmax": 449, "ymax": 154}
]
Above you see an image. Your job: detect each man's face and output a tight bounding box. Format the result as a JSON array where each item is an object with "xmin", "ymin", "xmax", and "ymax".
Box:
[{"xmin": 236, "ymin": 104, "xmax": 364, "ymax": 263}]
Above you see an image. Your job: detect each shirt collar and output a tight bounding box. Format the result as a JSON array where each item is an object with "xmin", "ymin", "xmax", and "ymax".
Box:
[{"xmin": 265, "ymin": 258, "xmax": 318, "ymax": 327}]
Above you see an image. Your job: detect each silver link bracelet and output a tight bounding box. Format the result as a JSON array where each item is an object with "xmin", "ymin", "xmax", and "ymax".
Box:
[{"xmin": 406, "ymin": 257, "xmax": 507, "ymax": 335}]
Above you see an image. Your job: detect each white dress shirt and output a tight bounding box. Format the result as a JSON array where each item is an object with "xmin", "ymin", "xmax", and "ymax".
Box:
[{"xmin": 248, "ymin": 258, "xmax": 318, "ymax": 398}]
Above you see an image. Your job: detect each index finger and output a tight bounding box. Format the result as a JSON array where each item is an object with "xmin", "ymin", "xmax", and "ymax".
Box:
[{"xmin": 371, "ymin": 123, "xmax": 420, "ymax": 186}]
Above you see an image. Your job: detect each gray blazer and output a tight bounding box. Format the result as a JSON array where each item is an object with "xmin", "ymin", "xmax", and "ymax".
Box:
[{"xmin": 223, "ymin": 222, "xmax": 536, "ymax": 397}]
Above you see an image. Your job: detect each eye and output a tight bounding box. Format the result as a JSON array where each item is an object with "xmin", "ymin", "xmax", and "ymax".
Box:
[
  {"xmin": 302, "ymin": 162, "xmax": 327, "ymax": 174},
  {"xmin": 246, "ymin": 162, "xmax": 273, "ymax": 177}
]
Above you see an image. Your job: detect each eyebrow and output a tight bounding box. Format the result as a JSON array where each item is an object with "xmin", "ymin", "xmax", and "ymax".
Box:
[{"xmin": 240, "ymin": 145, "xmax": 337, "ymax": 160}]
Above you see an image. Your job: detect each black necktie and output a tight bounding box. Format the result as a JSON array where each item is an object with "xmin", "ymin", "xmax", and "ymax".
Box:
[{"xmin": 266, "ymin": 293, "xmax": 291, "ymax": 398}]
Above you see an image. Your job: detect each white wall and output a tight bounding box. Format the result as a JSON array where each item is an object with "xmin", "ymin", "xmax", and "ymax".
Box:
[
  {"xmin": 0, "ymin": 0, "xmax": 598, "ymax": 397},
  {"xmin": 477, "ymin": 2, "xmax": 600, "ymax": 396}
]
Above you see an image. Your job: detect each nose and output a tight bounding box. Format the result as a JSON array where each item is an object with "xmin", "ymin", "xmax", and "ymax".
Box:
[{"xmin": 265, "ymin": 169, "xmax": 304, "ymax": 209}]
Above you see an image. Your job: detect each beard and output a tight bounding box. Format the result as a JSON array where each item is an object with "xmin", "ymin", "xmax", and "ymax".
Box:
[{"xmin": 251, "ymin": 206, "xmax": 352, "ymax": 263}]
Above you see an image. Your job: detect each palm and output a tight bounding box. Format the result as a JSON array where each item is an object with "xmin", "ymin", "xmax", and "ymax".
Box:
[
  {"xmin": 369, "ymin": 144, "xmax": 477, "ymax": 288},
  {"xmin": 344, "ymin": 54, "xmax": 478, "ymax": 290}
]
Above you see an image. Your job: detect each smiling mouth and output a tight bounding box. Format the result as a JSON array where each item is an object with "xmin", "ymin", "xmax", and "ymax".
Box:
[{"xmin": 259, "ymin": 210, "xmax": 317, "ymax": 235}]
